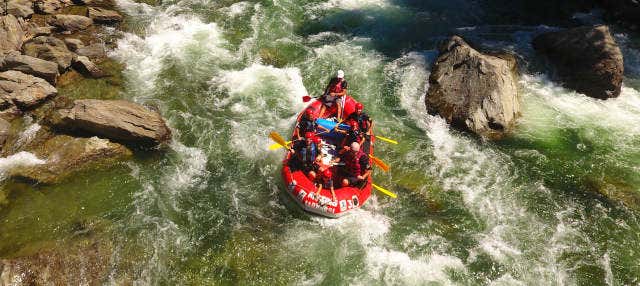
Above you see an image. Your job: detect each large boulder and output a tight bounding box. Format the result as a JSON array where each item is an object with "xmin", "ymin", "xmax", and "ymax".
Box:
[
  {"xmin": 533, "ymin": 25, "xmax": 623, "ymax": 99},
  {"xmin": 0, "ymin": 52, "xmax": 59, "ymax": 84},
  {"xmin": 6, "ymin": 0, "xmax": 34, "ymax": 18},
  {"xmin": 22, "ymin": 36, "xmax": 75, "ymax": 72},
  {"xmin": 87, "ymin": 7, "xmax": 123, "ymax": 23},
  {"xmin": 0, "ymin": 70, "xmax": 57, "ymax": 109},
  {"xmin": 0, "ymin": 15, "xmax": 28, "ymax": 55},
  {"xmin": 48, "ymin": 14, "xmax": 93, "ymax": 32},
  {"xmin": 75, "ymin": 42, "xmax": 106, "ymax": 59},
  {"xmin": 10, "ymin": 135, "xmax": 132, "ymax": 184},
  {"xmin": 425, "ymin": 36, "xmax": 520, "ymax": 139},
  {"xmin": 49, "ymin": 99, "xmax": 172, "ymax": 146},
  {"xmin": 64, "ymin": 38, "xmax": 84, "ymax": 51},
  {"xmin": 599, "ymin": 0, "xmax": 640, "ymax": 29}
]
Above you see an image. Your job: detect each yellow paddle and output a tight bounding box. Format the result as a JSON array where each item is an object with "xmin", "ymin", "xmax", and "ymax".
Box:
[
  {"xmin": 372, "ymin": 183, "xmax": 397, "ymax": 198},
  {"xmin": 368, "ymin": 154, "xmax": 390, "ymax": 172},
  {"xmin": 269, "ymin": 131, "xmax": 292, "ymax": 151},
  {"xmin": 375, "ymin": 135, "xmax": 398, "ymax": 145},
  {"xmin": 269, "ymin": 141, "xmax": 292, "ymax": 150}
]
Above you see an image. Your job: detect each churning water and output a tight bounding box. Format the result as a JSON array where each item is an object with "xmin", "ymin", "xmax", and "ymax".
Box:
[{"xmin": 1, "ymin": 0, "xmax": 640, "ymax": 285}]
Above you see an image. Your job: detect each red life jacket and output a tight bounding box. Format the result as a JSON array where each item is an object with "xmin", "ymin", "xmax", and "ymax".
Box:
[
  {"xmin": 345, "ymin": 150, "xmax": 366, "ymax": 177},
  {"xmin": 329, "ymin": 79, "xmax": 344, "ymax": 94}
]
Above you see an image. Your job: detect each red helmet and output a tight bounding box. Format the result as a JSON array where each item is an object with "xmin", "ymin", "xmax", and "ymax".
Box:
[
  {"xmin": 355, "ymin": 102, "xmax": 364, "ymax": 111},
  {"xmin": 304, "ymin": 131, "xmax": 315, "ymax": 139},
  {"xmin": 312, "ymin": 136, "xmax": 321, "ymax": 144},
  {"xmin": 348, "ymin": 120, "xmax": 358, "ymax": 129},
  {"xmin": 305, "ymin": 108, "xmax": 315, "ymax": 118},
  {"xmin": 322, "ymin": 169, "xmax": 332, "ymax": 178}
]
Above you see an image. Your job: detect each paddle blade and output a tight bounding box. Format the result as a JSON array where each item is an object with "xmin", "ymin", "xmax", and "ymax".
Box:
[
  {"xmin": 302, "ymin": 95, "xmax": 312, "ymax": 102},
  {"xmin": 375, "ymin": 135, "xmax": 398, "ymax": 145},
  {"xmin": 268, "ymin": 141, "xmax": 292, "ymax": 150},
  {"xmin": 269, "ymin": 131, "xmax": 290, "ymax": 150},
  {"xmin": 372, "ymin": 183, "xmax": 397, "ymax": 198},
  {"xmin": 369, "ymin": 155, "xmax": 390, "ymax": 172}
]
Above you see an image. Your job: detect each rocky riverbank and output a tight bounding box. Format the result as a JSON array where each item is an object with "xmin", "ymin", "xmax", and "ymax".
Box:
[{"xmin": 0, "ymin": 1, "xmax": 171, "ymax": 282}]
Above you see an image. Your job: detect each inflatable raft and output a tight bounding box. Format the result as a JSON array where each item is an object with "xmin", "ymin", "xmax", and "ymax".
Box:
[{"xmin": 282, "ymin": 98, "xmax": 374, "ymax": 218}]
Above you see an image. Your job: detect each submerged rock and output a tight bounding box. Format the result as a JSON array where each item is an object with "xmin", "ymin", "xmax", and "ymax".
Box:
[
  {"xmin": 10, "ymin": 135, "xmax": 131, "ymax": 184},
  {"xmin": 75, "ymin": 43, "xmax": 106, "ymax": 59},
  {"xmin": 425, "ymin": 36, "xmax": 520, "ymax": 139},
  {"xmin": 22, "ymin": 36, "xmax": 75, "ymax": 72},
  {"xmin": 533, "ymin": 25, "xmax": 623, "ymax": 99},
  {"xmin": 0, "ymin": 52, "xmax": 59, "ymax": 84},
  {"xmin": 48, "ymin": 14, "xmax": 94, "ymax": 32},
  {"xmin": 0, "ymin": 70, "xmax": 57, "ymax": 110},
  {"xmin": 49, "ymin": 99, "xmax": 171, "ymax": 146},
  {"xmin": 0, "ymin": 15, "xmax": 28, "ymax": 55},
  {"xmin": 88, "ymin": 7, "xmax": 123, "ymax": 23}
]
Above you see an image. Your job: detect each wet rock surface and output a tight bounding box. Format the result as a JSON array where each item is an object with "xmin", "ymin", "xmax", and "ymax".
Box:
[
  {"xmin": 0, "ymin": 52, "xmax": 60, "ymax": 84},
  {"xmin": 426, "ymin": 36, "xmax": 520, "ymax": 139},
  {"xmin": 0, "ymin": 70, "xmax": 57, "ymax": 110},
  {"xmin": 533, "ymin": 25, "xmax": 624, "ymax": 99},
  {"xmin": 49, "ymin": 99, "xmax": 172, "ymax": 146},
  {"xmin": 22, "ymin": 36, "xmax": 75, "ymax": 72}
]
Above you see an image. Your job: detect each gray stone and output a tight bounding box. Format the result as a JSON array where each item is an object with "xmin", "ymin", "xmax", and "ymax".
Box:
[
  {"xmin": 0, "ymin": 52, "xmax": 59, "ymax": 84},
  {"xmin": 35, "ymin": 0, "xmax": 72, "ymax": 14},
  {"xmin": 7, "ymin": 0, "xmax": 34, "ymax": 18},
  {"xmin": 48, "ymin": 14, "xmax": 93, "ymax": 32},
  {"xmin": 0, "ymin": 70, "xmax": 57, "ymax": 110},
  {"xmin": 72, "ymin": 55, "xmax": 104, "ymax": 78},
  {"xmin": 0, "ymin": 118, "xmax": 11, "ymax": 149},
  {"xmin": 75, "ymin": 43, "xmax": 105, "ymax": 59},
  {"xmin": 22, "ymin": 36, "xmax": 75, "ymax": 72},
  {"xmin": 87, "ymin": 7, "xmax": 123, "ymax": 23},
  {"xmin": 426, "ymin": 36, "xmax": 520, "ymax": 139},
  {"xmin": 64, "ymin": 38, "xmax": 84, "ymax": 51},
  {"xmin": 30, "ymin": 25, "xmax": 54, "ymax": 37},
  {"xmin": 533, "ymin": 25, "xmax": 624, "ymax": 99},
  {"xmin": 0, "ymin": 15, "xmax": 28, "ymax": 55},
  {"xmin": 50, "ymin": 99, "xmax": 172, "ymax": 146}
]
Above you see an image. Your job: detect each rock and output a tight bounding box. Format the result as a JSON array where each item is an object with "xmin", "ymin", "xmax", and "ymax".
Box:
[
  {"xmin": 22, "ymin": 36, "xmax": 75, "ymax": 72},
  {"xmin": 10, "ymin": 135, "xmax": 131, "ymax": 184},
  {"xmin": 0, "ymin": 52, "xmax": 59, "ymax": 84},
  {"xmin": 0, "ymin": 70, "xmax": 57, "ymax": 110},
  {"xmin": 7, "ymin": 0, "xmax": 34, "ymax": 18},
  {"xmin": 35, "ymin": 0, "xmax": 72, "ymax": 14},
  {"xmin": 47, "ymin": 14, "xmax": 93, "ymax": 32},
  {"xmin": 533, "ymin": 25, "xmax": 624, "ymax": 99},
  {"xmin": 30, "ymin": 25, "xmax": 54, "ymax": 37},
  {"xmin": 72, "ymin": 56, "xmax": 104, "ymax": 78},
  {"xmin": 0, "ymin": 15, "xmax": 28, "ymax": 55},
  {"xmin": 425, "ymin": 36, "xmax": 520, "ymax": 139},
  {"xmin": 64, "ymin": 38, "xmax": 84, "ymax": 51},
  {"xmin": 599, "ymin": 0, "xmax": 640, "ymax": 29},
  {"xmin": 49, "ymin": 99, "xmax": 171, "ymax": 146},
  {"xmin": 75, "ymin": 43, "xmax": 106, "ymax": 59},
  {"xmin": 0, "ymin": 118, "xmax": 11, "ymax": 148},
  {"xmin": 87, "ymin": 7, "xmax": 123, "ymax": 23}
]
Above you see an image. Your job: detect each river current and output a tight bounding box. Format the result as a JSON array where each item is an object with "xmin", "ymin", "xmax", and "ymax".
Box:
[{"xmin": 2, "ymin": 0, "xmax": 640, "ymax": 285}]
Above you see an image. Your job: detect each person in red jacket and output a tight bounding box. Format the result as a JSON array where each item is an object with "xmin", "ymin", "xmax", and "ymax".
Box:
[
  {"xmin": 340, "ymin": 142, "xmax": 371, "ymax": 187},
  {"xmin": 316, "ymin": 168, "xmax": 337, "ymax": 202},
  {"xmin": 319, "ymin": 70, "xmax": 348, "ymax": 120}
]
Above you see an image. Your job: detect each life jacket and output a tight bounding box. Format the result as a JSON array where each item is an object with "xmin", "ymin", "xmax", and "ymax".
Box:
[
  {"xmin": 344, "ymin": 150, "xmax": 366, "ymax": 177},
  {"xmin": 296, "ymin": 142, "xmax": 317, "ymax": 167}
]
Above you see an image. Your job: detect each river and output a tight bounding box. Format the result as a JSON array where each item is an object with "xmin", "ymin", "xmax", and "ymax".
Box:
[{"xmin": 2, "ymin": 0, "xmax": 640, "ymax": 285}]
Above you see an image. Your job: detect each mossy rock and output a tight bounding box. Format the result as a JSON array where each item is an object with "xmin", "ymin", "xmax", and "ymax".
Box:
[
  {"xmin": 10, "ymin": 135, "xmax": 132, "ymax": 184},
  {"xmin": 57, "ymin": 58, "xmax": 125, "ymax": 100}
]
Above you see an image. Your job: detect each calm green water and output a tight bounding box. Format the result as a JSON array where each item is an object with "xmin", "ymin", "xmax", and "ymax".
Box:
[{"xmin": 1, "ymin": 0, "xmax": 640, "ymax": 285}]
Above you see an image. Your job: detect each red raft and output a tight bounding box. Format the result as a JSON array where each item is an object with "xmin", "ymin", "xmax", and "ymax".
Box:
[{"xmin": 282, "ymin": 97, "xmax": 374, "ymax": 218}]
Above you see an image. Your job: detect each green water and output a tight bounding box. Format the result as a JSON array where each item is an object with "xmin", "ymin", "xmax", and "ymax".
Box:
[{"xmin": 2, "ymin": 0, "xmax": 640, "ymax": 285}]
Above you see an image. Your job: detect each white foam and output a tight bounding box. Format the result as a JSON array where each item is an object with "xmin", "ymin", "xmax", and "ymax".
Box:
[
  {"xmin": 211, "ymin": 63, "xmax": 308, "ymax": 158},
  {"xmin": 110, "ymin": 12, "xmax": 233, "ymax": 96},
  {"xmin": 318, "ymin": 0, "xmax": 390, "ymax": 10},
  {"xmin": 222, "ymin": 1, "xmax": 250, "ymax": 17},
  {"xmin": 15, "ymin": 123, "xmax": 41, "ymax": 148},
  {"xmin": 165, "ymin": 141, "xmax": 209, "ymax": 192},
  {"xmin": 0, "ymin": 151, "xmax": 45, "ymax": 180}
]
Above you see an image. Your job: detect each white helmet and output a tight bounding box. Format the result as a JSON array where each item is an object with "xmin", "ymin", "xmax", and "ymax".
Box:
[
  {"xmin": 337, "ymin": 70, "xmax": 345, "ymax": 79},
  {"xmin": 350, "ymin": 141, "xmax": 360, "ymax": 152}
]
